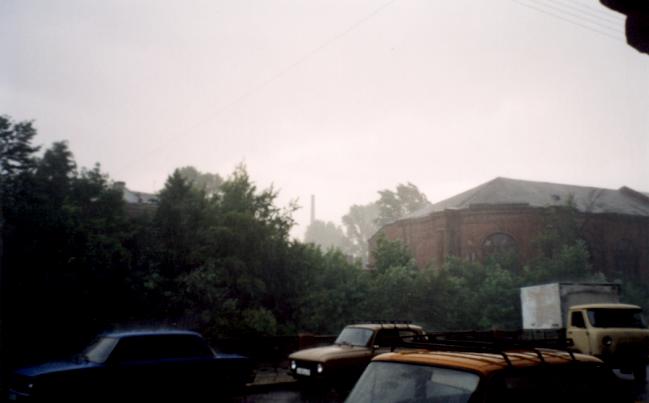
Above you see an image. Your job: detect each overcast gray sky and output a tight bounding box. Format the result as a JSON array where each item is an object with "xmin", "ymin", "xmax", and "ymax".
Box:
[{"xmin": 2, "ymin": 0, "xmax": 648, "ymax": 238}]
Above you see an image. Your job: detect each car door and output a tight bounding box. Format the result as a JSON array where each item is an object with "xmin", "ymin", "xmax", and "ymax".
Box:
[
  {"xmin": 104, "ymin": 338, "xmax": 153, "ymax": 398},
  {"xmin": 373, "ymin": 329, "xmax": 399, "ymax": 355},
  {"xmin": 567, "ymin": 310, "xmax": 591, "ymax": 354}
]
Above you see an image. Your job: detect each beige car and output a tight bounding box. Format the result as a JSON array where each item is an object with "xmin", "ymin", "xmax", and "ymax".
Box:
[{"xmin": 288, "ymin": 323, "xmax": 425, "ymax": 387}]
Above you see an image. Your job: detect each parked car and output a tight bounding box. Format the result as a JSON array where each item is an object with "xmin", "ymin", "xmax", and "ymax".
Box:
[
  {"xmin": 346, "ymin": 339, "xmax": 632, "ymax": 403},
  {"xmin": 288, "ymin": 322, "xmax": 425, "ymax": 388},
  {"xmin": 7, "ymin": 329, "xmax": 255, "ymax": 401}
]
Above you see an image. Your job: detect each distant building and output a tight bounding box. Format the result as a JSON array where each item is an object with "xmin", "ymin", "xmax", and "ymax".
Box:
[
  {"xmin": 369, "ymin": 177, "xmax": 649, "ymax": 279},
  {"xmin": 113, "ymin": 181, "xmax": 158, "ymax": 217}
]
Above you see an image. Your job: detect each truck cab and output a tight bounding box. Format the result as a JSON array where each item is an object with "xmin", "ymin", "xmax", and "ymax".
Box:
[{"xmin": 567, "ymin": 303, "xmax": 649, "ymax": 377}]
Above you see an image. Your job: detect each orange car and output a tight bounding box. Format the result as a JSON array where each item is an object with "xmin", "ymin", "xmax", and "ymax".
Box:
[{"xmin": 346, "ymin": 341, "xmax": 633, "ymax": 403}]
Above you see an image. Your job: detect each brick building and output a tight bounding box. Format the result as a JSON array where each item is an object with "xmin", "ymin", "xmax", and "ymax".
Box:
[{"xmin": 369, "ymin": 177, "xmax": 649, "ymax": 279}]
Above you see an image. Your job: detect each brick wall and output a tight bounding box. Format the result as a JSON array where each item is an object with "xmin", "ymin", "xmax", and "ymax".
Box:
[{"xmin": 370, "ymin": 207, "xmax": 649, "ymax": 279}]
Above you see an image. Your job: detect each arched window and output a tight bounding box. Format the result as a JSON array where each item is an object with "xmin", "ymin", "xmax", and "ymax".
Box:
[
  {"xmin": 482, "ymin": 233, "xmax": 518, "ymax": 259},
  {"xmin": 613, "ymin": 239, "xmax": 638, "ymax": 278}
]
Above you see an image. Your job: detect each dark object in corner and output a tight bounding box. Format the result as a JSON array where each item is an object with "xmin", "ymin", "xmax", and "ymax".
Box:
[{"xmin": 600, "ymin": 0, "xmax": 649, "ymax": 54}]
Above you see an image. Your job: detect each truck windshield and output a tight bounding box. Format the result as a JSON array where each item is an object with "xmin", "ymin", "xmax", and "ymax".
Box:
[
  {"xmin": 586, "ymin": 309, "xmax": 647, "ymax": 328},
  {"xmin": 335, "ymin": 327, "xmax": 374, "ymax": 347},
  {"xmin": 346, "ymin": 361, "xmax": 480, "ymax": 403}
]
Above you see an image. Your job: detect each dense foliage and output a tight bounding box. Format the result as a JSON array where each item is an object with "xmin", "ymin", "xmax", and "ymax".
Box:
[{"xmin": 1, "ymin": 115, "xmax": 647, "ymax": 368}]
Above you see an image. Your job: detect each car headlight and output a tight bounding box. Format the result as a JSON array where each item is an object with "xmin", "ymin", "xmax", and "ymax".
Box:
[
  {"xmin": 317, "ymin": 363, "xmax": 324, "ymax": 374},
  {"xmin": 602, "ymin": 336, "xmax": 613, "ymax": 347},
  {"xmin": 290, "ymin": 360, "xmax": 297, "ymax": 371}
]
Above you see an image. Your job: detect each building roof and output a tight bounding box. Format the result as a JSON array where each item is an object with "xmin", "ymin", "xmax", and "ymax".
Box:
[
  {"xmin": 114, "ymin": 181, "xmax": 158, "ymax": 204},
  {"xmin": 122, "ymin": 188, "xmax": 158, "ymax": 204},
  {"xmin": 406, "ymin": 177, "xmax": 649, "ymax": 220}
]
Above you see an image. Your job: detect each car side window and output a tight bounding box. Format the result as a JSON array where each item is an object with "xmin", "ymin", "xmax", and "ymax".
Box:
[
  {"xmin": 109, "ymin": 335, "xmax": 212, "ymax": 363},
  {"xmin": 486, "ymin": 364, "xmax": 625, "ymax": 403},
  {"xmin": 571, "ymin": 311, "xmax": 586, "ymax": 328},
  {"xmin": 398, "ymin": 330, "xmax": 418, "ymax": 341},
  {"xmin": 486, "ymin": 368, "xmax": 556, "ymax": 403},
  {"xmin": 109, "ymin": 338, "xmax": 148, "ymax": 363},
  {"xmin": 373, "ymin": 329, "xmax": 398, "ymax": 347}
]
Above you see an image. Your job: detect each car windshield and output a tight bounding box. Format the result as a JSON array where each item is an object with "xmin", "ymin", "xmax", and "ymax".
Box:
[
  {"xmin": 587, "ymin": 308, "xmax": 647, "ymax": 328},
  {"xmin": 83, "ymin": 337, "xmax": 119, "ymax": 363},
  {"xmin": 346, "ymin": 361, "xmax": 480, "ymax": 403},
  {"xmin": 335, "ymin": 327, "xmax": 374, "ymax": 347}
]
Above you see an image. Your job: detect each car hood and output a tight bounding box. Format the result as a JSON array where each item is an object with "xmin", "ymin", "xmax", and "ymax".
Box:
[
  {"xmin": 289, "ymin": 345, "xmax": 369, "ymax": 362},
  {"xmin": 15, "ymin": 360, "xmax": 100, "ymax": 377}
]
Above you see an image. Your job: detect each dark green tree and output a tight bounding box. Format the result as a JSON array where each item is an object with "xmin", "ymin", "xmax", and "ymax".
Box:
[
  {"xmin": 3, "ymin": 134, "xmax": 132, "ymax": 364},
  {"xmin": 371, "ymin": 236, "xmax": 416, "ymax": 273},
  {"xmin": 0, "ymin": 116, "xmax": 40, "ymax": 178},
  {"xmin": 152, "ymin": 165, "xmax": 300, "ymax": 337},
  {"xmin": 291, "ymin": 245, "xmax": 367, "ymax": 334},
  {"xmin": 526, "ymin": 200, "xmax": 600, "ymax": 283}
]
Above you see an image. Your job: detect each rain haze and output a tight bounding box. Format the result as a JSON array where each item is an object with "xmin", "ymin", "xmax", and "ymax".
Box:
[{"xmin": 2, "ymin": 0, "xmax": 648, "ymax": 238}]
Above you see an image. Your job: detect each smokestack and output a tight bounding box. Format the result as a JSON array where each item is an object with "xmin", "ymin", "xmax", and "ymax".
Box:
[{"xmin": 310, "ymin": 195, "xmax": 315, "ymax": 225}]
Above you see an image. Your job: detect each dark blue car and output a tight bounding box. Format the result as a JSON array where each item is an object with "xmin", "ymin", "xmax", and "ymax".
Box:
[{"xmin": 8, "ymin": 330, "xmax": 255, "ymax": 401}]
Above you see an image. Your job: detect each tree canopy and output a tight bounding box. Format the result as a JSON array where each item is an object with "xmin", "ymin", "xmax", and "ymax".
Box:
[{"xmin": 375, "ymin": 182, "xmax": 431, "ymax": 226}]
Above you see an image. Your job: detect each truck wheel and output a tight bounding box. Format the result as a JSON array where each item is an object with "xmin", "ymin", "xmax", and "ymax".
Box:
[{"xmin": 633, "ymin": 365, "xmax": 647, "ymax": 383}]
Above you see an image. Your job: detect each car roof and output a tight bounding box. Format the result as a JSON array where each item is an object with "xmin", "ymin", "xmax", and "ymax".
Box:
[
  {"xmin": 373, "ymin": 349, "xmax": 602, "ymax": 376},
  {"xmin": 100, "ymin": 329, "xmax": 203, "ymax": 339},
  {"xmin": 570, "ymin": 303, "xmax": 641, "ymax": 310},
  {"xmin": 347, "ymin": 323, "xmax": 424, "ymax": 331}
]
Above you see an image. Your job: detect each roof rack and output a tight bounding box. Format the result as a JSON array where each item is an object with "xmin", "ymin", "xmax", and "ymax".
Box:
[
  {"xmin": 352, "ymin": 320, "xmax": 415, "ymax": 330},
  {"xmin": 392, "ymin": 330, "xmax": 577, "ymax": 367},
  {"xmin": 352, "ymin": 320, "xmax": 413, "ymax": 325}
]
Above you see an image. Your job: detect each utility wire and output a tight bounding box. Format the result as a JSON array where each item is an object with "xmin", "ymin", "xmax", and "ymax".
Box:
[
  {"xmin": 550, "ymin": 0, "xmax": 625, "ymax": 23},
  {"xmin": 527, "ymin": 0, "xmax": 624, "ymax": 34},
  {"xmin": 527, "ymin": 0, "xmax": 622, "ymax": 34},
  {"xmin": 114, "ymin": 0, "xmax": 399, "ymax": 177},
  {"xmin": 512, "ymin": 0, "xmax": 625, "ymax": 42},
  {"xmin": 543, "ymin": 0, "xmax": 624, "ymax": 27}
]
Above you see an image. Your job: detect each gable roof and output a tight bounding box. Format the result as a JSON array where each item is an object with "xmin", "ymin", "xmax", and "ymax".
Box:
[{"xmin": 406, "ymin": 177, "xmax": 649, "ymax": 219}]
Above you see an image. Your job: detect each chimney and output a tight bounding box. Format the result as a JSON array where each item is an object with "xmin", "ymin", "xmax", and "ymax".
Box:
[{"xmin": 310, "ymin": 195, "xmax": 315, "ymax": 225}]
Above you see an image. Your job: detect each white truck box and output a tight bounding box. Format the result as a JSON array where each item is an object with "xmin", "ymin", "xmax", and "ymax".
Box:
[{"xmin": 521, "ymin": 282, "xmax": 620, "ymax": 329}]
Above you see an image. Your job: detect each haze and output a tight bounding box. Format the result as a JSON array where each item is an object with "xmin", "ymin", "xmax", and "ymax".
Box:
[{"xmin": 2, "ymin": 0, "xmax": 647, "ymax": 238}]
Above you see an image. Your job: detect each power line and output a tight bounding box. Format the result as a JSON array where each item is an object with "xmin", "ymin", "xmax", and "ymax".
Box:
[
  {"xmin": 550, "ymin": 0, "xmax": 625, "ymax": 24},
  {"xmin": 512, "ymin": 0, "xmax": 625, "ymax": 42},
  {"xmin": 528, "ymin": 0, "xmax": 623, "ymax": 34},
  {"xmin": 113, "ymin": 0, "xmax": 399, "ymax": 178}
]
